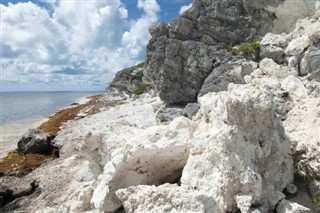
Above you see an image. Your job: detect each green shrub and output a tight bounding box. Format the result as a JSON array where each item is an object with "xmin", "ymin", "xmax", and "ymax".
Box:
[
  {"xmin": 239, "ymin": 41, "xmax": 260, "ymax": 53},
  {"xmin": 311, "ymin": 191, "xmax": 320, "ymax": 212},
  {"xmin": 228, "ymin": 41, "xmax": 260, "ymax": 56},
  {"xmin": 228, "ymin": 49, "xmax": 239, "ymax": 55},
  {"xmin": 135, "ymin": 62, "xmax": 145, "ymax": 69},
  {"xmin": 133, "ymin": 84, "xmax": 149, "ymax": 95}
]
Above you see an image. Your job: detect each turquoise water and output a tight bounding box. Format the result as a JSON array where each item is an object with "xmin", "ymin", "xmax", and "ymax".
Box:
[{"xmin": 0, "ymin": 91, "xmax": 101, "ymax": 157}]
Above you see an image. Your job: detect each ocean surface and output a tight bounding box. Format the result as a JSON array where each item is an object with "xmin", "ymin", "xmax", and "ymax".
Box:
[{"xmin": 0, "ymin": 91, "xmax": 101, "ymax": 158}]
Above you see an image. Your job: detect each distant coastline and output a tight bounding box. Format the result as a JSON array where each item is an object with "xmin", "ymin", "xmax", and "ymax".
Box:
[{"xmin": 0, "ymin": 91, "xmax": 102, "ymax": 158}]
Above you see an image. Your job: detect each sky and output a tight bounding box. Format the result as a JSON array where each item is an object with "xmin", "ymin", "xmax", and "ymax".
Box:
[{"xmin": 0, "ymin": 0, "xmax": 193, "ymax": 91}]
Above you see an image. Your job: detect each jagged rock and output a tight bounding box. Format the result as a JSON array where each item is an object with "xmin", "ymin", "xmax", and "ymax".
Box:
[
  {"xmin": 260, "ymin": 33, "xmax": 289, "ymax": 47},
  {"xmin": 260, "ymin": 45, "xmax": 285, "ymax": 64},
  {"xmin": 0, "ymin": 176, "xmax": 38, "ymax": 209},
  {"xmin": 182, "ymin": 103, "xmax": 200, "ymax": 119},
  {"xmin": 146, "ymin": 36, "xmax": 229, "ymax": 104},
  {"xmin": 259, "ymin": 58, "xmax": 298, "ymax": 78},
  {"xmin": 303, "ymin": 44, "xmax": 320, "ymax": 74},
  {"xmin": 281, "ymin": 76, "xmax": 308, "ymax": 99},
  {"xmin": 156, "ymin": 106, "xmax": 183, "ymax": 122},
  {"xmin": 17, "ymin": 129, "xmax": 55, "ymax": 155},
  {"xmin": 116, "ymin": 184, "xmax": 218, "ymax": 213},
  {"xmin": 105, "ymin": 65, "xmax": 145, "ymax": 100},
  {"xmin": 285, "ymin": 36, "xmax": 311, "ymax": 56},
  {"xmin": 307, "ymin": 70, "xmax": 320, "ymax": 82},
  {"xmin": 283, "ymin": 98, "xmax": 320, "ymax": 179},
  {"xmin": 90, "ymin": 116, "xmax": 191, "ymax": 212},
  {"xmin": 288, "ymin": 56, "xmax": 299, "ymax": 69},
  {"xmin": 144, "ymin": 0, "xmax": 288, "ymax": 105},
  {"xmin": 276, "ymin": 199, "xmax": 312, "ymax": 213},
  {"xmin": 199, "ymin": 60, "xmax": 255, "ymax": 96},
  {"xmin": 308, "ymin": 181, "xmax": 320, "ymax": 196},
  {"xmin": 181, "ymin": 84, "xmax": 293, "ymax": 212},
  {"xmin": 305, "ymin": 80, "xmax": 320, "ymax": 97}
]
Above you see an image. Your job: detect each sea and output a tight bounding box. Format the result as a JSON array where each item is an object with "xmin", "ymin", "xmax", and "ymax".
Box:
[{"xmin": 0, "ymin": 91, "xmax": 102, "ymax": 158}]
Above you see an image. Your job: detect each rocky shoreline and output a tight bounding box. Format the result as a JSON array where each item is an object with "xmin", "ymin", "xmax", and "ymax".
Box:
[{"xmin": 1, "ymin": 0, "xmax": 320, "ymax": 212}]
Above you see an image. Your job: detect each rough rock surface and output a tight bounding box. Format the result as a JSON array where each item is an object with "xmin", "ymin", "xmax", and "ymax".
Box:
[
  {"xmin": 2, "ymin": 2, "xmax": 320, "ymax": 213},
  {"xmin": 181, "ymin": 84, "xmax": 293, "ymax": 212},
  {"xmin": 276, "ymin": 199, "xmax": 312, "ymax": 213},
  {"xmin": 198, "ymin": 60, "xmax": 255, "ymax": 96},
  {"xmin": 17, "ymin": 129, "xmax": 55, "ymax": 155},
  {"xmin": 105, "ymin": 64, "xmax": 146, "ymax": 100},
  {"xmin": 283, "ymin": 98, "xmax": 320, "ymax": 179},
  {"xmin": 156, "ymin": 106, "xmax": 183, "ymax": 122},
  {"xmin": 145, "ymin": 0, "xmax": 320, "ymax": 105},
  {"xmin": 116, "ymin": 184, "xmax": 218, "ymax": 213}
]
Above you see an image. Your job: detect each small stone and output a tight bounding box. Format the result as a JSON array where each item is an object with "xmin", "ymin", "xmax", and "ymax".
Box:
[{"xmin": 286, "ymin": 183, "xmax": 297, "ymax": 194}]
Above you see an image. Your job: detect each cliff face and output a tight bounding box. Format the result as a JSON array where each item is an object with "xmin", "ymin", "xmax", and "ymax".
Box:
[{"xmin": 144, "ymin": 0, "xmax": 319, "ymax": 105}]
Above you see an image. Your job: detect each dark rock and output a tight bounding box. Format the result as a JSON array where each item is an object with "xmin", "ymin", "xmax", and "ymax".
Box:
[
  {"xmin": 304, "ymin": 44, "xmax": 320, "ymax": 74},
  {"xmin": 182, "ymin": 103, "xmax": 200, "ymax": 119},
  {"xmin": 199, "ymin": 60, "xmax": 255, "ymax": 96},
  {"xmin": 105, "ymin": 64, "xmax": 145, "ymax": 99},
  {"xmin": 144, "ymin": 0, "xmax": 284, "ymax": 105},
  {"xmin": 0, "ymin": 176, "xmax": 38, "ymax": 209},
  {"xmin": 260, "ymin": 45, "xmax": 285, "ymax": 63},
  {"xmin": 307, "ymin": 70, "xmax": 320, "ymax": 82},
  {"xmin": 156, "ymin": 107, "xmax": 183, "ymax": 122},
  {"xmin": 17, "ymin": 129, "xmax": 55, "ymax": 155}
]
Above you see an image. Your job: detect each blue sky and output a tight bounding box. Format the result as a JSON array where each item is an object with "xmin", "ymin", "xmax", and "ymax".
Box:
[{"xmin": 1, "ymin": 0, "xmax": 193, "ymax": 91}]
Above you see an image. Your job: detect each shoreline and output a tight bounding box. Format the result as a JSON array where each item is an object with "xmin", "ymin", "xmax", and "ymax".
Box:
[{"xmin": 0, "ymin": 94, "xmax": 103, "ymax": 176}]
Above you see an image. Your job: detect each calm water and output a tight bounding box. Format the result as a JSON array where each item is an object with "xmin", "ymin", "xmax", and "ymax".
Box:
[{"xmin": 0, "ymin": 91, "xmax": 101, "ymax": 157}]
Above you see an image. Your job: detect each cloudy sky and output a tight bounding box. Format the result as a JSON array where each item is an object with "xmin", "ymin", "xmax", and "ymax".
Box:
[{"xmin": 0, "ymin": 0, "xmax": 193, "ymax": 91}]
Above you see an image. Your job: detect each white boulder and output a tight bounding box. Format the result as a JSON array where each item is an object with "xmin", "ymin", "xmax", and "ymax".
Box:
[
  {"xmin": 281, "ymin": 76, "xmax": 308, "ymax": 99},
  {"xmin": 285, "ymin": 36, "xmax": 311, "ymax": 56},
  {"xmin": 276, "ymin": 199, "xmax": 312, "ymax": 213},
  {"xmin": 90, "ymin": 116, "xmax": 192, "ymax": 212},
  {"xmin": 181, "ymin": 84, "xmax": 294, "ymax": 212},
  {"xmin": 116, "ymin": 184, "xmax": 218, "ymax": 213},
  {"xmin": 259, "ymin": 58, "xmax": 298, "ymax": 78}
]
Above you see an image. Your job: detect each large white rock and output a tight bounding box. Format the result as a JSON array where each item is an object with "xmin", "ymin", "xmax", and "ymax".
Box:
[
  {"xmin": 260, "ymin": 33, "xmax": 289, "ymax": 47},
  {"xmin": 90, "ymin": 116, "xmax": 192, "ymax": 212},
  {"xmin": 276, "ymin": 199, "xmax": 312, "ymax": 213},
  {"xmin": 181, "ymin": 84, "xmax": 294, "ymax": 212},
  {"xmin": 281, "ymin": 76, "xmax": 308, "ymax": 99},
  {"xmin": 285, "ymin": 36, "xmax": 311, "ymax": 56},
  {"xmin": 259, "ymin": 58, "xmax": 298, "ymax": 78},
  {"xmin": 283, "ymin": 98, "xmax": 320, "ymax": 179},
  {"xmin": 116, "ymin": 184, "xmax": 218, "ymax": 213}
]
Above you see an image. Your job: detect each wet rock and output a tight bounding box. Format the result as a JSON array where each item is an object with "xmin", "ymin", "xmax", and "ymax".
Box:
[{"xmin": 17, "ymin": 129, "xmax": 55, "ymax": 155}]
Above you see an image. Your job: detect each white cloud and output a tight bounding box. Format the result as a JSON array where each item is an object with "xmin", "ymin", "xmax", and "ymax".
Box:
[
  {"xmin": 0, "ymin": 0, "xmax": 160, "ymax": 91},
  {"xmin": 179, "ymin": 3, "xmax": 192, "ymax": 15}
]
